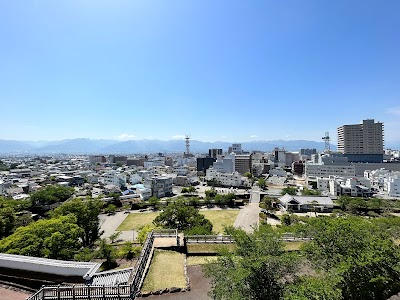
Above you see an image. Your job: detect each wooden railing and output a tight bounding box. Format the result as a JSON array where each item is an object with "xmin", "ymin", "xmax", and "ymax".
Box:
[
  {"xmin": 185, "ymin": 235, "xmax": 235, "ymax": 244},
  {"xmin": 152, "ymin": 229, "xmax": 177, "ymax": 237},
  {"xmin": 28, "ymin": 284, "xmax": 131, "ymax": 300},
  {"xmin": 129, "ymin": 231, "xmax": 154, "ymax": 297}
]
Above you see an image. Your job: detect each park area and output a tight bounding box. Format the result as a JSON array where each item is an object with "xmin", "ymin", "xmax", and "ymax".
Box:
[
  {"xmin": 141, "ymin": 250, "xmax": 186, "ymax": 293},
  {"xmin": 116, "ymin": 209, "xmax": 239, "ymax": 234}
]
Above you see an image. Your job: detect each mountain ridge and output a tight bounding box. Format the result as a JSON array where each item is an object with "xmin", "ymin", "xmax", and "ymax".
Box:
[{"xmin": 0, "ymin": 138, "xmax": 342, "ymax": 154}]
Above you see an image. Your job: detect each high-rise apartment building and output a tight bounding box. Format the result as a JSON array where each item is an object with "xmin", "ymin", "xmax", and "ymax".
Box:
[{"xmin": 337, "ymin": 119, "xmax": 384, "ymax": 163}]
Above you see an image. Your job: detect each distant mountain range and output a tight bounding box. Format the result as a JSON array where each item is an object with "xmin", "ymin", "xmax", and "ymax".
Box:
[{"xmin": 0, "ymin": 138, "xmax": 397, "ymax": 155}]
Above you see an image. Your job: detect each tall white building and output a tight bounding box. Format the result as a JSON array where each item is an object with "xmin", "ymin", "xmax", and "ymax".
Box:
[{"xmin": 337, "ymin": 119, "xmax": 384, "ymax": 163}]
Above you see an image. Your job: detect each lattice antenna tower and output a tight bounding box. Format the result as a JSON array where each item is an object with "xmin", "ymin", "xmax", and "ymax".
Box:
[
  {"xmin": 185, "ymin": 135, "xmax": 190, "ymax": 156},
  {"xmin": 322, "ymin": 132, "xmax": 330, "ymax": 152}
]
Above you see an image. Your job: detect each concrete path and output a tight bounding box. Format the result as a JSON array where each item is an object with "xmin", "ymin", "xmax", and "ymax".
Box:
[
  {"xmin": 233, "ymin": 203, "xmax": 261, "ymax": 233},
  {"xmin": 99, "ymin": 212, "xmax": 134, "ymax": 242}
]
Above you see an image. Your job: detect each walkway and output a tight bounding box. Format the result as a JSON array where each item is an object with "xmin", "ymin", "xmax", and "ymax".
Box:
[
  {"xmin": 99, "ymin": 212, "xmax": 134, "ymax": 242},
  {"xmin": 233, "ymin": 203, "xmax": 261, "ymax": 233}
]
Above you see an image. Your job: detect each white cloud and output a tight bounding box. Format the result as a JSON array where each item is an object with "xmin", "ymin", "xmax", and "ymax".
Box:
[
  {"xmin": 385, "ymin": 106, "xmax": 400, "ymax": 116},
  {"xmin": 117, "ymin": 133, "xmax": 135, "ymax": 140},
  {"xmin": 172, "ymin": 134, "xmax": 186, "ymax": 140},
  {"xmin": 250, "ymin": 135, "xmax": 258, "ymax": 138}
]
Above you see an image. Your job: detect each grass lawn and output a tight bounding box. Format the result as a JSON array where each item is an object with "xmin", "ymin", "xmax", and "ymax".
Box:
[
  {"xmin": 142, "ymin": 250, "xmax": 186, "ymax": 292},
  {"xmin": 200, "ymin": 210, "xmax": 239, "ymax": 233},
  {"xmin": 187, "ymin": 256, "xmax": 218, "ymax": 266},
  {"xmin": 284, "ymin": 241, "xmax": 304, "ymax": 251},
  {"xmin": 117, "ymin": 212, "xmax": 159, "ymax": 231},
  {"xmin": 187, "ymin": 243, "xmax": 236, "ymax": 254}
]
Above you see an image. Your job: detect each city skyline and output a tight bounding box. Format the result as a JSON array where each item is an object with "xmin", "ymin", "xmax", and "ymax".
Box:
[{"xmin": 1, "ymin": 1, "xmax": 400, "ymax": 142}]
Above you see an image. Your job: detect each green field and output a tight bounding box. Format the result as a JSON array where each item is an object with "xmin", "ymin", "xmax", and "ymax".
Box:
[
  {"xmin": 116, "ymin": 209, "xmax": 239, "ymax": 233},
  {"xmin": 117, "ymin": 212, "xmax": 159, "ymax": 231},
  {"xmin": 200, "ymin": 209, "xmax": 239, "ymax": 233},
  {"xmin": 142, "ymin": 251, "xmax": 186, "ymax": 292}
]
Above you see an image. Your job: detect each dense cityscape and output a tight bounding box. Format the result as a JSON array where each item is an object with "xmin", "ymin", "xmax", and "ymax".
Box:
[
  {"xmin": 0, "ymin": 119, "xmax": 400, "ymax": 299},
  {"xmin": 1, "ymin": 1, "xmax": 400, "ymax": 299}
]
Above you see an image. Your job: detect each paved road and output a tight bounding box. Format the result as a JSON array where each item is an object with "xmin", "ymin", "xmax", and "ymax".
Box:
[{"xmin": 233, "ymin": 203, "xmax": 261, "ymax": 233}]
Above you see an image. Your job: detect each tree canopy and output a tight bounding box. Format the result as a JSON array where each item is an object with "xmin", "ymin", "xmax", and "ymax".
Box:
[
  {"xmin": 302, "ymin": 217, "xmax": 400, "ymax": 300},
  {"xmin": 49, "ymin": 198, "xmax": 102, "ymax": 247},
  {"xmin": 153, "ymin": 199, "xmax": 212, "ymax": 234},
  {"xmin": 0, "ymin": 215, "xmax": 82, "ymax": 260},
  {"xmin": 205, "ymin": 226, "xmax": 298, "ymax": 300},
  {"xmin": 281, "ymin": 187, "xmax": 297, "ymax": 196},
  {"xmin": 30, "ymin": 185, "xmax": 74, "ymax": 206}
]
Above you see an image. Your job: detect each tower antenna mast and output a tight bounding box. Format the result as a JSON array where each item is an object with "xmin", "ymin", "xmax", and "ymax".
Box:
[
  {"xmin": 185, "ymin": 135, "xmax": 190, "ymax": 157},
  {"xmin": 322, "ymin": 132, "xmax": 331, "ymax": 152}
]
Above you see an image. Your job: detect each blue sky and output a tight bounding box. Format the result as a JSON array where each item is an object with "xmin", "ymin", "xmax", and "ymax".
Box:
[{"xmin": 1, "ymin": 0, "xmax": 399, "ymax": 143}]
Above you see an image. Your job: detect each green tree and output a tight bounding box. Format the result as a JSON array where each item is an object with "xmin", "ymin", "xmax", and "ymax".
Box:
[
  {"xmin": 122, "ymin": 203, "xmax": 131, "ymax": 212},
  {"xmin": 0, "ymin": 207, "xmax": 16, "ymax": 237},
  {"xmin": 302, "ymin": 189, "xmax": 321, "ymax": 196},
  {"xmin": 105, "ymin": 204, "xmax": 117, "ymax": 214},
  {"xmin": 257, "ymin": 178, "xmax": 266, "ymax": 189},
  {"xmin": 153, "ymin": 199, "xmax": 212, "ymax": 234},
  {"xmin": 281, "ymin": 214, "xmax": 293, "ymax": 226},
  {"xmin": 261, "ymin": 196, "xmax": 276, "ymax": 210},
  {"xmin": 50, "ymin": 198, "xmax": 102, "ymax": 247},
  {"xmin": 302, "ymin": 217, "xmax": 400, "ymax": 300},
  {"xmin": 30, "ymin": 185, "xmax": 74, "ymax": 206},
  {"xmin": 0, "ymin": 215, "xmax": 83, "ymax": 260},
  {"xmin": 244, "ymin": 172, "xmax": 253, "ymax": 179},
  {"xmin": 148, "ymin": 196, "xmax": 160, "ymax": 210},
  {"xmin": 0, "ymin": 196, "xmax": 31, "ymax": 211},
  {"xmin": 118, "ymin": 241, "xmax": 140, "ymax": 260},
  {"xmin": 281, "ymin": 187, "xmax": 297, "ymax": 196},
  {"xmin": 109, "ymin": 231, "xmax": 121, "ymax": 243},
  {"xmin": 96, "ymin": 238, "xmax": 117, "ymax": 270},
  {"xmin": 137, "ymin": 224, "xmax": 155, "ymax": 245},
  {"xmin": 205, "ymin": 225, "xmax": 298, "ymax": 300},
  {"xmin": 284, "ymin": 274, "xmax": 342, "ymax": 300},
  {"xmin": 187, "ymin": 186, "xmax": 197, "ymax": 194},
  {"xmin": 205, "ymin": 189, "xmax": 217, "ymax": 199}
]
